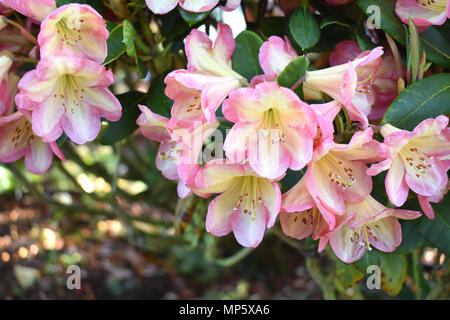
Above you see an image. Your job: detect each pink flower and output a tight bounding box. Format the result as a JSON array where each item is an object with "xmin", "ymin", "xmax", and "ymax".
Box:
[
  {"xmin": 305, "ymin": 47, "xmax": 384, "ymax": 128},
  {"xmin": 368, "ymin": 116, "xmax": 450, "ymax": 218},
  {"xmin": 38, "ymin": 4, "xmax": 108, "ymax": 64},
  {"xmin": 194, "ymin": 160, "xmax": 281, "ymax": 247},
  {"xmin": 327, "ymin": 195, "xmax": 421, "ymax": 263},
  {"xmin": 0, "ymin": 55, "xmax": 12, "ymax": 115},
  {"xmin": 0, "ymin": 110, "xmax": 64, "ymax": 174},
  {"xmin": 136, "ymin": 104, "xmax": 218, "ymax": 198},
  {"xmin": 222, "ymin": 82, "xmax": 317, "ymax": 180},
  {"xmin": 395, "ymin": 0, "xmax": 449, "ymax": 28},
  {"xmin": 329, "ymin": 40, "xmax": 401, "ymax": 120},
  {"xmin": 145, "ymin": 0, "xmax": 240, "ymax": 14},
  {"xmin": 306, "ymin": 128, "xmax": 388, "ymax": 217},
  {"xmin": 16, "ymin": 50, "xmax": 121, "ymax": 144},
  {"xmin": 0, "ymin": 0, "xmax": 55, "ymax": 21},
  {"xmin": 165, "ymin": 23, "xmax": 244, "ymax": 124}
]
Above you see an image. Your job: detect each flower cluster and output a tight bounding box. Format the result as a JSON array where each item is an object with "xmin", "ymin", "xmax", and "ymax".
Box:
[
  {"xmin": 0, "ymin": 2, "xmax": 121, "ymax": 174},
  {"xmin": 137, "ymin": 24, "xmax": 449, "ymax": 263}
]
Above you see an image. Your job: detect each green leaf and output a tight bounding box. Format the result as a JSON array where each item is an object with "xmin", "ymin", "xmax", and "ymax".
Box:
[
  {"xmin": 55, "ymin": 0, "xmax": 103, "ymax": 13},
  {"xmin": 178, "ymin": 7, "xmax": 209, "ymax": 26},
  {"xmin": 277, "ymin": 56, "xmax": 309, "ymax": 99},
  {"xmin": 335, "ymin": 260, "xmax": 365, "ymax": 290},
  {"xmin": 99, "ymin": 91, "xmax": 146, "ymax": 145},
  {"xmin": 320, "ymin": 16, "xmax": 353, "ymax": 29},
  {"xmin": 289, "ymin": 7, "xmax": 320, "ymax": 50},
  {"xmin": 103, "ymin": 23, "xmax": 126, "ymax": 65},
  {"xmin": 358, "ymin": 0, "xmax": 406, "ymax": 45},
  {"xmin": 412, "ymin": 201, "xmax": 450, "ymax": 256},
  {"xmin": 396, "ymin": 221, "xmax": 424, "ymax": 253},
  {"xmin": 354, "ymin": 249, "xmax": 380, "ymax": 273},
  {"xmin": 231, "ymin": 31, "xmax": 264, "ymax": 81},
  {"xmin": 379, "ymin": 252, "xmax": 407, "ymax": 296},
  {"xmin": 123, "ymin": 20, "xmax": 137, "ymax": 58},
  {"xmin": 144, "ymin": 73, "xmax": 172, "ymax": 118},
  {"xmin": 420, "ymin": 24, "xmax": 450, "ymax": 68},
  {"xmin": 382, "ymin": 73, "xmax": 450, "ymax": 130}
]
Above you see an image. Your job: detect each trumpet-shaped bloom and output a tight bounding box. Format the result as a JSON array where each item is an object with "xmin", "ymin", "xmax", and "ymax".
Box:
[
  {"xmin": 38, "ymin": 4, "xmax": 108, "ymax": 63},
  {"xmin": 136, "ymin": 104, "xmax": 218, "ymax": 198},
  {"xmin": 165, "ymin": 23, "xmax": 244, "ymax": 124},
  {"xmin": 258, "ymin": 36, "xmax": 323, "ymax": 100},
  {"xmin": 306, "ymin": 128, "xmax": 388, "ymax": 216},
  {"xmin": 223, "ymin": 82, "xmax": 317, "ymax": 179},
  {"xmin": 16, "ymin": 50, "xmax": 121, "ymax": 144},
  {"xmin": 194, "ymin": 160, "xmax": 281, "ymax": 247},
  {"xmin": 145, "ymin": 0, "xmax": 240, "ymax": 14},
  {"xmin": 0, "ymin": 0, "xmax": 55, "ymax": 21},
  {"xmin": 395, "ymin": 0, "xmax": 449, "ymax": 28},
  {"xmin": 0, "ymin": 110, "xmax": 64, "ymax": 174},
  {"xmin": 329, "ymin": 40, "xmax": 401, "ymax": 120},
  {"xmin": 368, "ymin": 116, "xmax": 450, "ymax": 217},
  {"xmin": 304, "ymin": 47, "xmax": 383, "ymax": 128},
  {"xmin": 0, "ymin": 55, "xmax": 12, "ymax": 115},
  {"xmin": 327, "ymin": 195, "xmax": 421, "ymax": 263}
]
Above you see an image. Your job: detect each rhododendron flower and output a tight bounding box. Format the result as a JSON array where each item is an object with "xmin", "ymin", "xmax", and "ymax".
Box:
[
  {"xmin": 145, "ymin": 0, "xmax": 240, "ymax": 14},
  {"xmin": 304, "ymin": 47, "xmax": 383, "ymax": 128},
  {"xmin": 329, "ymin": 40, "xmax": 401, "ymax": 120},
  {"xmin": 0, "ymin": 55, "xmax": 12, "ymax": 115},
  {"xmin": 137, "ymin": 104, "xmax": 218, "ymax": 198},
  {"xmin": 194, "ymin": 160, "xmax": 281, "ymax": 247},
  {"xmin": 0, "ymin": 0, "xmax": 55, "ymax": 21},
  {"xmin": 326, "ymin": 195, "xmax": 421, "ymax": 263},
  {"xmin": 165, "ymin": 23, "xmax": 244, "ymax": 124},
  {"xmin": 223, "ymin": 82, "xmax": 317, "ymax": 179},
  {"xmin": 0, "ymin": 110, "xmax": 64, "ymax": 174},
  {"xmin": 395, "ymin": 0, "xmax": 449, "ymax": 28},
  {"xmin": 306, "ymin": 128, "xmax": 388, "ymax": 216},
  {"xmin": 16, "ymin": 50, "xmax": 121, "ymax": 144},
  {"xmin": 258, "ymin": 36, "xmax": 323, "ymax": 100},
  {"xmin": 368, "ymin": 116, "xmax": 450, "ymax": 218},
  {"xmin": 38, "ymin": 4, "xmax": 108, "ymax": 64}
]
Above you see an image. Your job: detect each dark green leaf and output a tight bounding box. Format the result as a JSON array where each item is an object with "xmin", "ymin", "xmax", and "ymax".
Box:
[
  {"xmin": 277, "ymin": 56, "xmax": 309, "ymax": 99},
  {"xmin": 144, "ymin": 73, "xmax": 172, "ymax": 118},
  {"xmin": 320, "ymin": 16, "xmax": 353, "ymax": 29},
  {"xmin": 420, "ymin": 24, "xmax": 450, "ymax": 68},
  {"xmin": 396, "ymin": 221, "xmax": 424, "ymax": 253},
  {"xmin": 99, "ymin": 91, "xmax": 146, "ymax": 145},
  {"xmin": 123, "ymin": 20, "xmax": 137, "ymax": 58},
  {"xmin": 335, "ymin": 259, "xmax": 365, "ymax": 289},
  {"xmin": 55, "ymin": 0, "xmax": 103, "ymax": 14},
  {"xmin": 231, "ymin": 31, "xmax": 264, "ymax": 81},
  {"xmin": 358, "ymin": 0, "xmax": 406, "ymax": 45},
  {"xmin": 260, "ymin": 17, "xmax": 287, "ymax": 38},
  {"xmin": 103, "ymin": 23, "xmax": 126, "ymax": 65},
  {"xmin": 381, "ymin": 73, "xmax": 450, "ymax": 130},
  {"xmin": 178, "ymin": 7, "xmax": 209, "ymax": 26},
  {"xmin": 379, "ymin": 252, "xmax": 407, "ymax": 296},
  {"xmin": 289, "ymin": 7, "xmax": 320, "ymax": 50}
]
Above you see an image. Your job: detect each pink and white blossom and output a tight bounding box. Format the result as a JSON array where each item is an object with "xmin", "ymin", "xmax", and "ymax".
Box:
[
  {"xmin": 194, "ymin": 160, "xmax": 281, "ymax": 247},
  {"xmin": 395, "ymin": 0, "xmax": 449, "ymax": 28},
  {"xmin": 145, "ymin": 0, "xmax": 240, "ymax": 14},
  {"xmin": 0, "ymin": 0, "xmax": 55, "ymax": 21},
  {"xmin": 38, "ymin": 4, "xmax": 108, "ymax": 64},
  {"xmin": 223, "ymin": 82, "xmax": 317, "ymax": 179},
  {"xmin": 165, "ymin": 23, "xmax": 244, "ymax": 124},
  {"xmin": 16, "ymin": 50, "xmax": 121, "ymax": 144},
  {"xmin": 368, "ymin": 116, "xmax": 450, "ymax": 218},
  {"xmin": 0, "ymin": 110, "xmax": 64, "ymax": 174}
]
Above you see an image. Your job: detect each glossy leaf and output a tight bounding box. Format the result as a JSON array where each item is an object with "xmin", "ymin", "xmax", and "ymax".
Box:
[
  {"xmin": 231, "ymin": 31, "xmax": 264, "ymax": 81},
  {"xmin": 289, "ymin": 7, "xmax": 320, "ymax": 50}
]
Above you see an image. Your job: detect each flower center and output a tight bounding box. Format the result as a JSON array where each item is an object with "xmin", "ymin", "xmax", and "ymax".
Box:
[
  {"xmin": 55, "ymin": 75, "xmax": 85, "ymax": 113},
  {"xmin": 159, "ymin": 142, "xmax": 183, "ymax": 163},
  {"xmin": 260, "ymin": 108, "xmax": 286, "ymax": 144},
  {"xmin": 11, "ymin": 118, "xmax": 34, "ymax": 148},
  {"xmin": 350, "ymin": 224, "xmax": 379, "ymax": 251},
  {"xmin": 184, "ymin": 92, "xmax": 202, "ymax": 113},
  {"xmin": 56, "ymin": 16, "xmax": 84, "ymax": 48},
  {"xmin": 399, "ymin": 144, "xmax": 433, "ymax": 178},
  {"xmin": 320, "ymin": 153, "xmax": 357, "ymax": 190},
  {"xmin": 233, "ymin": 176, "xmax": 264, "ymax": 219},
  {"xmin": 416, "ymin": 0, "xmax": 446, "ymax": 12}
]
